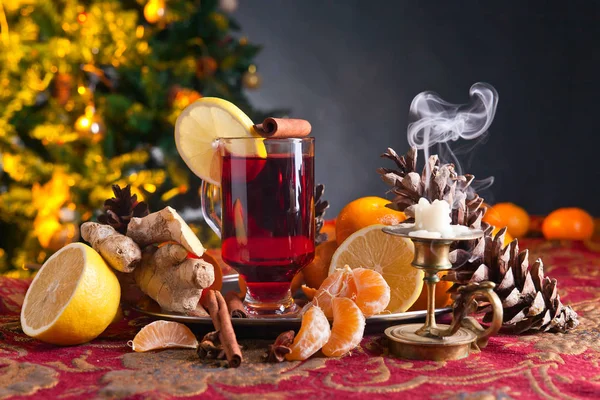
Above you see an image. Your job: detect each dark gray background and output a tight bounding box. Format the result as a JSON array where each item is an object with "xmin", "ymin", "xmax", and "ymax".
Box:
[{"xmin": 233, "ymin": 1, "xmax": 600, "ymax": 216}]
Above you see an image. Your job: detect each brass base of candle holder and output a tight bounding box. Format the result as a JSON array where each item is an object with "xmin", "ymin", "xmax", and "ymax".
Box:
[
  {"xmin": 385, "ymin": 323, "xmax": 477, "ymax": 361},
  {"xmin": 382, "ymin": 224, "xmax": 503, "ymax": 362}
]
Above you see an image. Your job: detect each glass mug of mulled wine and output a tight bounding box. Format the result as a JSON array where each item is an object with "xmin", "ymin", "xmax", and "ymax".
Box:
[{"xmin": 201, "ymin": 137, "xmax": 315, "ymax": 317}]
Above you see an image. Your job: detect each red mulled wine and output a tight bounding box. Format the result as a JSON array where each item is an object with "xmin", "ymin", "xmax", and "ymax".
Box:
[{"xmin": 220, "ymin": 151, "xmax": 315, "ymax": 310}]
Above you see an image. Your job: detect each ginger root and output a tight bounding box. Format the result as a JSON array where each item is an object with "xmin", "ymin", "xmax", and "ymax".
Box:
[
  {"xmin": 127, "ymin": 206, "xmax": 205, "ymax": 257},
  {"xmin": 134, "ymin": 243, "xmax": 214, "ymax": 313},
  {"xmin": 81, "ymin": 222, "xmax": 141, "ymax": 272},
  {"xmin": 84, "ymin": 205, "xmax": 211, "ymax": 313}
]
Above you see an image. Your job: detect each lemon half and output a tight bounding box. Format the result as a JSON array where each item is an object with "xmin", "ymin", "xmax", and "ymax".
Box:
[{"xmin": 20, "ymin": 243, "xmax": 121, "ymax": 345}]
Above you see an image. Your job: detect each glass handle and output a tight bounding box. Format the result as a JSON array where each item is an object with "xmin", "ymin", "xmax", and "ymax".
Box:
[{"xmin": 201, "ymin": 180, "xmax": 222, "ymax": 239}]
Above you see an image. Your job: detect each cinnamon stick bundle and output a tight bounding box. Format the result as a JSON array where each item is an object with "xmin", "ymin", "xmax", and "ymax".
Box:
[
  {"xmin": 225, "ymin": 291, "xmax": 248, "ymax": 318},
  {"xmin": 253, "ymin": 117, "xmax": 311, "ymax": 138},
  {"xmin": 200, "ymin": 290, "xmax": 243, "ymax": 367}
]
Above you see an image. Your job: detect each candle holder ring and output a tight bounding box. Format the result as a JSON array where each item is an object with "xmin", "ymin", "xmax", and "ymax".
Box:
[
  {"xmin": 382, "ymin": 223, "xmax": 503, "ymax": 361},
  {"xmin": 441, "ymin": 281, "xmax": 503, "ymax": 350}
]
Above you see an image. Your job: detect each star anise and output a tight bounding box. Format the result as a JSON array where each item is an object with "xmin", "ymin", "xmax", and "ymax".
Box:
[
  {"xmin": 264, "ymin": 330, "xmax": 295, "ymax": 363},
  {"xmin": 197, "ymin": 331, "xmax": 221, "ymax": 359}
]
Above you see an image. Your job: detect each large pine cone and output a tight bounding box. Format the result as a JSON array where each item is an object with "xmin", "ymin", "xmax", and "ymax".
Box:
[
  {"xmin": 379, "ymin": 147, "xmax": 579, "ymax": 334},
  {"xmin": 449, "ymin": 227, "xmax": 578, "ymax": 333}
]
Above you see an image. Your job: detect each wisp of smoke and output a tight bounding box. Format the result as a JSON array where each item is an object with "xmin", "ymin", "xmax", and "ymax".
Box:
[{"xmin": 407, "ymin": 82, "xmax": 499, "ymax": 184}]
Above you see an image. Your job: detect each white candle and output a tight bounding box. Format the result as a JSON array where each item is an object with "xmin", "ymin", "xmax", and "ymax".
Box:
[{"xmin": 410, "ymin": 198, "xmax": 453, "ymax": 238}]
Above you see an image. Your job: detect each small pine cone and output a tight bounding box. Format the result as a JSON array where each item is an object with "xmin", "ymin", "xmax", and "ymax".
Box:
[
  {"xmin": 98, "ymin": 185, "xmax": 149, "ymax": 234},
  {"xmin": 314, "ymin": 184, "xmax": 330, "ymax": 245}
]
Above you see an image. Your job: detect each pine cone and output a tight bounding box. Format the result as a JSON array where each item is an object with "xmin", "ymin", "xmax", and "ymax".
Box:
[
  {"xmin": 315, "ymin": 184, "xmax": 330, "ymax": 245},
  {"xmin": 377, "ymin": 147, "xmax": 486, "ymax": 229},
  {"xmin": 98, "ymin": 185, "xmax": 149, "ymax": 234},
  {"xmin": 449, "ymin": 227, "xmax": 578, "ymax": 334},
  {"xmin": 379, "ymin": 147, "xmax": 579, "ymax": 334}
]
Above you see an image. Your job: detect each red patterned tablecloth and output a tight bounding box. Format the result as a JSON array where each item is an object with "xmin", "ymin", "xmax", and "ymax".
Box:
[{"xmin": 1, "ymin": 239, "xmax": 599, "ymax": 399}]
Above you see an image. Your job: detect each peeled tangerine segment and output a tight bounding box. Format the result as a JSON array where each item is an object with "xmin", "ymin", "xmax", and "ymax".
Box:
[
  {"xmin": 322, "ymin": 297, "xmax": 366, "ymax": 357},
  {"xmin": 285, "ymin": 305, "xmax": 331, "ymax": 361},
  {"xmin": 130, "ymin": 320, "xmax": 199, "ymax": 352},
  {"xmin": 311, "ymin": 265, "xmax": 357, "ymax": 319},
  {"xmin": 352, "ymin": 268, "xmax": 391, "ymax": 317}
]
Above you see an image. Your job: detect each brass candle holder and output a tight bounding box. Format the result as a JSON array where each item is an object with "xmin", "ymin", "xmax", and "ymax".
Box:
[{"xmin": 382, "ymin": 224, "xmax": 503, "ymax": 361}]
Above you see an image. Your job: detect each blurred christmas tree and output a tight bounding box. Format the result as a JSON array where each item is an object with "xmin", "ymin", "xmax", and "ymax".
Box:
[{"xmin": 0, "ymin": 0, "xmax": 278, "ymax": 276}]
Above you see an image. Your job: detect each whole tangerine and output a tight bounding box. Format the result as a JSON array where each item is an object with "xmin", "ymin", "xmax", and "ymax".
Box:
[
  {"xmin": 491, "ymin": 226, "xmax": 514, "ymax": 247},
  {"xmin": 320, "ymin": 220, "xmax": 336, "ymax": 242},
  {"xmin": 408, "ymin": 271, "xmax": 453, "ymax": 312},
  {"xmin": 542, "ymin": 207, "xmax": 594, "ymax": 240},
  {"xmin": 290, "ymin": 271, "xmax": 304, "ymax": 294},
  {"xmin": 335, "ymin": 196, "xmax": 406, "ymax": 245},
  {"xmin": 483, "ymin": 202, "xmax": 530, "ymax": 238},
  {"xmin": 302, "ymin": 240, "xmax": 338, "ymax": 289}
]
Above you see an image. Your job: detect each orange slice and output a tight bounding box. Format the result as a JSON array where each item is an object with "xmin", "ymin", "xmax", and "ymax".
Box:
[
  {"xmin": 130, "ymin": 320, "xmax": 198, "ymax": 352},
  {"xmin": 322, "ymin": 297, "xmax": 365, "ymax": 357}
]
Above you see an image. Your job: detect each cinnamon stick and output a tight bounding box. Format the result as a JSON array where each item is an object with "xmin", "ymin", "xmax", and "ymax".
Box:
[
  {"xmin": 225, "ymin": 291, "xmax": 248, "ymax": 318},
  {"xmin": 253, "ymin": 118, "xmax": 311, "ymax": 138},
  {"xmin": 200, "ymin": 290, "xmax": 243, "ymax": 368}
]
